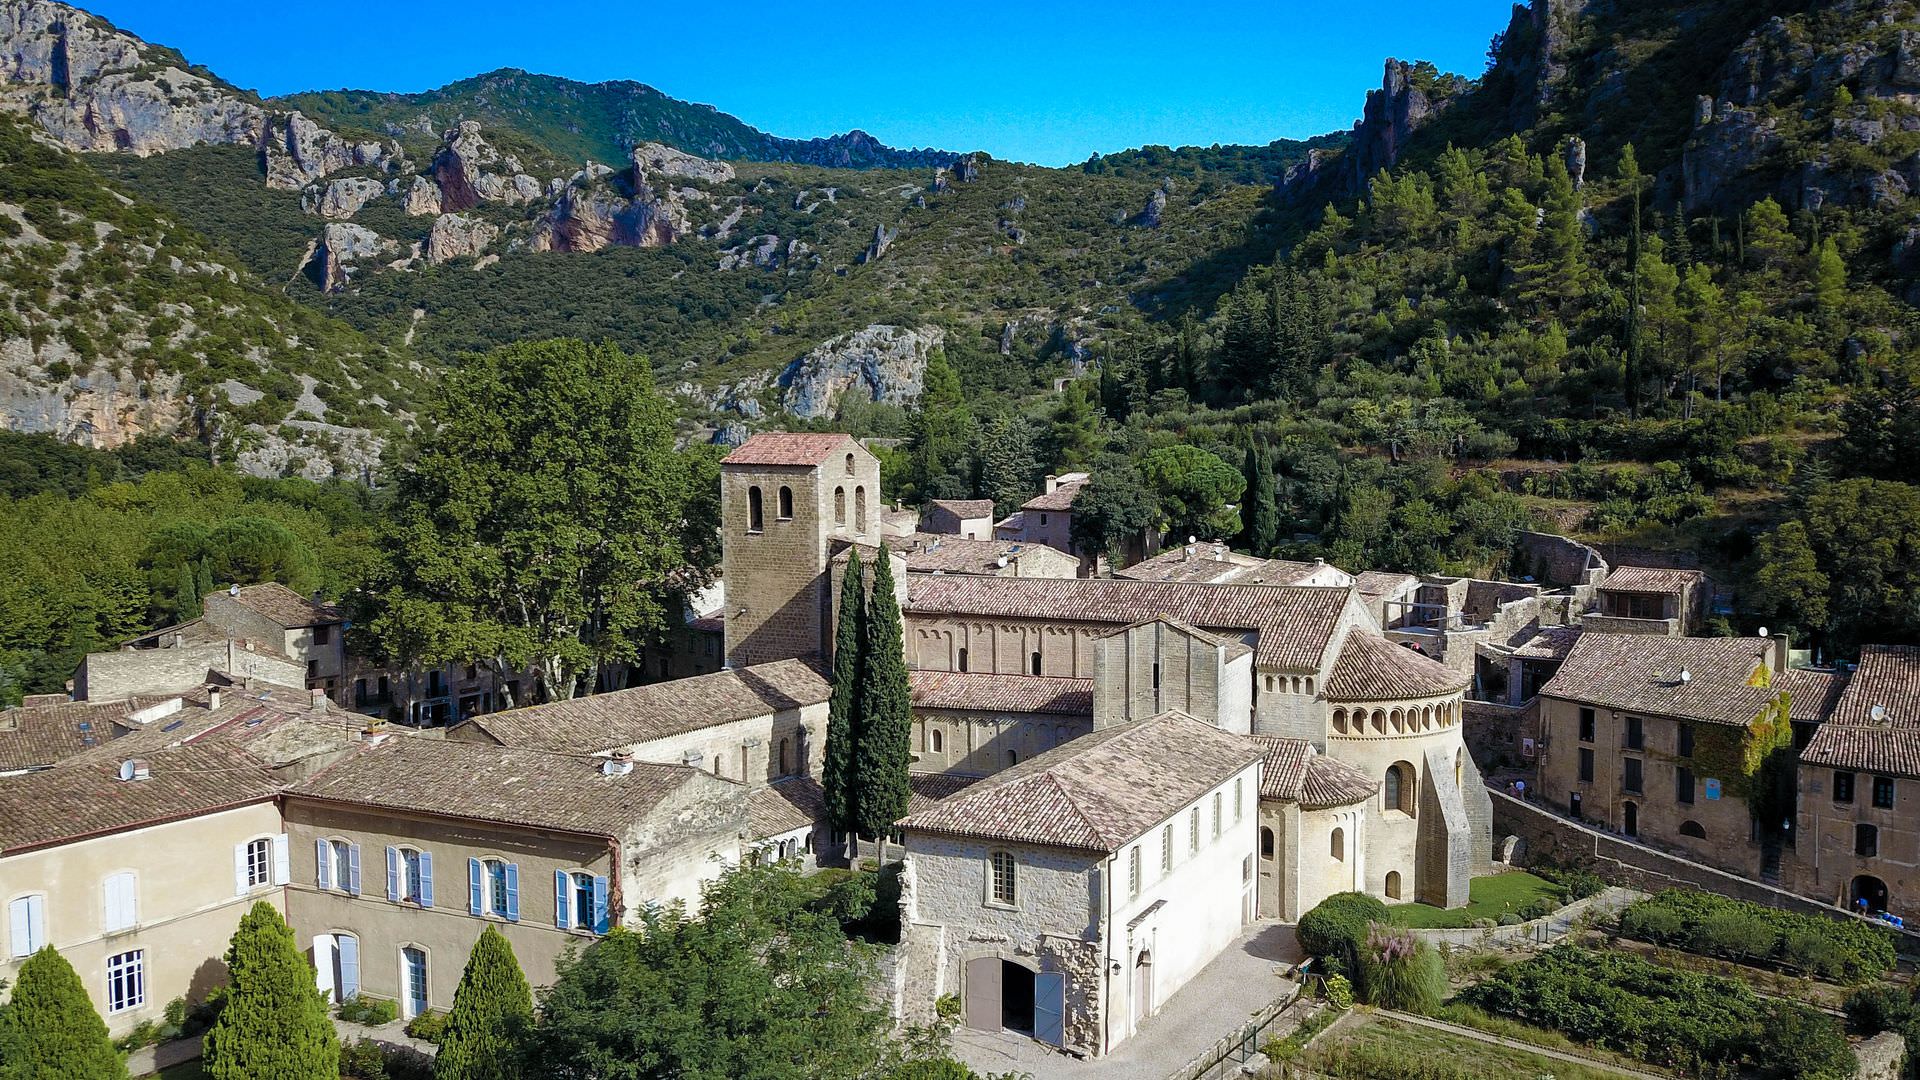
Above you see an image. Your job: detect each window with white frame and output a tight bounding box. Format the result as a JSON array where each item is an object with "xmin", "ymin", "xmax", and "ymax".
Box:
[
  {"xmin": 102, "ymin": 872, "xmax": 137, "ymax": 932},
  {"xmin": 989, "ymin": 851, "xmax": 1016, "ymax": 906},
  {"xmin": 244, "ymin": 837, "xmax": 272, "ymax": 889},
  {"xmin": 8, "ymin": 894, "xmax": 46, "ymax": 957},
  {"xmin": 106, "ymin": 949, "xmax": 144, "ymax": 1012}
]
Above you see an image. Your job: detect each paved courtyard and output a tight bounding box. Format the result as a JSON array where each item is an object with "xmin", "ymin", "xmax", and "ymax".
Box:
[{"xmin": 951, "ymin": 921, "xmax": 1303, "ymax": 1080}]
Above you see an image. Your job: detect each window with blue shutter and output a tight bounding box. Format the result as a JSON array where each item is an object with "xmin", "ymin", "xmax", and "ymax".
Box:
[
  {"xmin": 554, "ymin": 870, "xmax": 571, "ymax": 930},
  {"xmin": 504, "ymin": 863, "xmax": 520, "ymax": 922},
  {"xmin": 592, "ymin": 876, "xmax": 609, "ymax": 934},
  {"xmin": 468, "ymin": 858, "xmax": 484, "ymax": 915},
  {"xmin": 418, "ymin": 851, "xmax": 434, "ymax": 908}
]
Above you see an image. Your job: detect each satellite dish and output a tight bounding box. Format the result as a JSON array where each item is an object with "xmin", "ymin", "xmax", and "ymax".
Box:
[
  {"xmin": 1871, "ymin": 704, "xmax": 1889, "ymax": 723},
  {"xmin": 1758, "ymin": 626, "xmax": 1768, "ymax": 639},
  {"xmin": 1187, "ymin": 535, "xmax": 1198, "ymax": 545},
  {"xmin": 1680, "ymin": 669, "xmax": 1692, "ymax": 684}
]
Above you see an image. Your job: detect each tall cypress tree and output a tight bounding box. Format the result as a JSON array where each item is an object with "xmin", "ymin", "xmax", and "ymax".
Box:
[
  {"xmin": 434, "ymin": 927, "xmax": 533, "ymax": 1080},
  {"xmin": 1247, "ymin": 442, "xmax": 1280, "ymax": 557},
  {"xmin": 823, "ymin": 549, "xmax": 866, "ymax": 857},
  {"xmin": 0, "ymin": 946, "xmax": 126, "ymax": 1080},
  {"xmin": 203, "ymin": 902, "xmax": 338, "ymax": 1080},
  {"xmin": 854, "ymin": 549, "xmax": 913, "ymax": 862}
]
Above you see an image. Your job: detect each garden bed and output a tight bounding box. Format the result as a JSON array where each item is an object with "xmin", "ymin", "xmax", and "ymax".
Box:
[
  {"xmin": 1385, "ymin": 871, "xmax": 1566, "ymax": 928},
  {"xmin": 1278, "ymin": 1013, "xmax": 1646, "ymax": 1080}
]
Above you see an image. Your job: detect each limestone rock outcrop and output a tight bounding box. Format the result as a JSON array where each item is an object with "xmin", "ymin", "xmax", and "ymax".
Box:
[
  {"xmin": 858, "ymin": 224, "xmax": 897, "ymax": 264},
  {"xmin": 400, "ymin": 174, "xmax": 443, "ymax": 216},
  {"xmin": 430, "ymin": 121, "xmax": 542, "ymax": 211},
  {"xmin": 631, "ymin": 141, "xmax": 735, "ymax": 184},
  {"xmin": 315, "ymin": 222, "xmax": 395, "ymax": 292},
  {"xmin": 305, "ymin": 176, "xmax": 385, "ymax": 219},
  {"xmin": 777, "ymin": 324, "xmax": 944, "ymax": 419},
  {"xmin": 261, "ymin": 111, "xmax": 401, "ymax": 191},
  {"xmin": 0, "ymin": 0, "xmax": 264, "ymax": 154},
  {"xmin": 1139, "ymin": 185, "xmax": 1168, "ymax": 228},
  {"xmin": 423, "ymin": 213, "xmax": 498, "ymax": 264}
]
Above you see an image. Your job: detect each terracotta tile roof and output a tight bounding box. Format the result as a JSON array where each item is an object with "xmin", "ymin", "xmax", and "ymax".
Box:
[
  {"xmin": 904, "ymin": 575, "xmax": 1352, "ymax": 672},
  {"xmin": 121, "ymin": 617, "xmax": 295, "ymax": 661},
  {"xmin": 994, "ymin": 511, "xmax": 1026, "ymax": 532},
  {"xmin": 1777, "ymin": 668, "xmax": 1851, "ymax": 725},
  {"xmin": 750, "ymin": 772, "xmax": 979, "ymax": 841},
  {"xmin": 63, "ymin": 684, "xmax": 364, "ymax": 771},
  {"xmin": 1324, "ymin": 632, "xmax": 1470, "ymax": 702},
  {"xmin": 292, "ymin": 736, "xmax": 718, "ymax": 837},
  {"xmin": 1831, "ymin": 646, "xmax": 1920, "ymax": 727},
  {"xmin": 1511, "ymin": 625, "xmax": 1583, "ymax": 661},
  {"xmin": 1019, "ymin": 475, "xmax": 1089, "ymax": 512},
  {"xmin": 722, "ymin": 433, "xmax": 855, "ymax": 467},
  {"xmin": 226, "ymin": 582, "xmax": 342, "ymax": 627},
  {"xmin": 1118, "ymin": 546, "xmax": 1344, "ymax": 587},
  {"xmin": 1541, "ymin": 633, "xmax": 1779, "ymax": 727},
  {"xmin": 0, "ymin": 740, "xmax": 281, "ymax": 854},
  {"xmin": 1252, "ymin": 736, "xmax": 1309, "ymax": 801},
  {"xmin": 910, "ymin": 671, "xmax": 1093, "ymax": 715},
  {"xmin": 1802, "ymin": 646, "xmax": 1920, "ymax": 777},
  {"xmin": 899, "ymin": 534, "xmax": 1070, "ymax": 576},
  {"xmin": 0, "ymin": 699, "xmax": 137, "ymax": 771},
  {"xmin": 1599, "ymin": 566, "xmax": 1705, "ymax": 595},
  {"xmin": 896, "ymin": 712, "xmax": 1258, "ymax": 852},
  {"xmin": 1302, "ymin": 754, "xmax": 1382, "ymax": 809},
  {"xmin": 459, "ymin": 659, "xmax": 831, "ymax": 755},
  {"xmin": 929, "ymin": 499, "xmax": 995, "ymax": 519},
  {"xmin": 1353, "ymin": 570, "xmax": 1419, "ymax": 601}
]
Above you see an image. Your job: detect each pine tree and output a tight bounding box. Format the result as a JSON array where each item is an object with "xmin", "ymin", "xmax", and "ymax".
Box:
[
  {"xmin": 0, "ymin": 947, "xmax": 126, "ymax": 1080},
  {"xmin": 979, "ymin": 415, "xmax": 1039, "ymax": 519},
  {"xmin": 433, "ymin": 927, "xmax": 533, "ymax": 1080},
  {"xmin": 203, "ymin": 902, "xmax": 338, "ymax": 1080},
  {"xmin": 823, "ymin": 550, "xmax": 867, "ymax": 857},
  {"xmin": 853, "ymin": 549, "xmax": 913, "ymax": 862}
]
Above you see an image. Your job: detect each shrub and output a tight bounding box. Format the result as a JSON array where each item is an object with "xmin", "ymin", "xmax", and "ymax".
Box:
[
  {"xmin": 402, "ymin": 1009, "xmax": 449, "ymax": 1044},
  {"xmin": 1532, "ymin": 865, "xmax": 1606, "ymax": 900},
  {"xmin": 1297, "ymin": 892, "xmax": 1390, "ymax": 971},
  {"xmin": 1618, "ymin": 889, "xmax": 1895, "ymax": 982},
  {"xmin": 340, "ymin": 1038, "xmax": 435, "ymax": 1080},
  {"xmin": 0, "ymin": 946, "xmax": 128, "ymax": 1079},
  {"xmin": 337, "ymin": 996, "xmax": 400, "ymax": 1026},
  {"xmin": 1458, "ymin": 945, "xmax": 1854, "ymax": 1079},
  {"xmin": 1355, "ymin": 924, "xmax": 1447, "ymax": 1015},
  {"xmin": 203, "ymin": 902, "xmax": 339, "ymax": 1080},
  {"xmin": 1323, "ymin": 974, "xmax": 1354, "ymax": 1010},
  {"xmin": 1844, "ymin": 985, "xmax": 1916, "ymax": 1034},
  {"xmin": 435, "ymin": 925, "xmax": 532, "ymax": 1080}
]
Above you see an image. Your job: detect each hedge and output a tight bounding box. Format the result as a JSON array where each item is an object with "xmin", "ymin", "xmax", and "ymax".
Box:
[
  {"xmin": 1618, "ymin": 889, "xmax": 1896, "ymax": 983},
  {"xmin": 1296, "ymin": 893, "xmax": 1389, "ymax": 976},
  {"xmin": 1457, "ymin": 946, "xmax": 1854, "ymax": 1080}
]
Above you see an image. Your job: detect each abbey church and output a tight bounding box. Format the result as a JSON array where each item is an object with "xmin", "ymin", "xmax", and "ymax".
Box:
[{"xmin": 714, "ymin": 432, "xmax": 1492, "ymax": 1056}]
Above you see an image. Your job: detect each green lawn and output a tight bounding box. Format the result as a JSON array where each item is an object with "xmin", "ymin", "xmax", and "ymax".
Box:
[
  {"xmin": 1305, "ymin": 1015, "xmax": 1642, "ymax": 1080},
  {"xmin": 1386, "ymin": 871, "xmax": 1564, "ymax": 928}
]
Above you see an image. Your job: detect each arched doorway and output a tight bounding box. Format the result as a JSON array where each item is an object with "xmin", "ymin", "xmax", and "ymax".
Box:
[
  {"xmin": 1852, "ymin": 875, "xmax": 1890, "ymax": 915},
  {"xmin": 1133, "ymin": 950, "xmax": 1154, "ymax": 1025},
  {"xmin": 1001, "ymin": 960, "xmax": 1035, "ymax": 1034},
  {"xmin": 1622, "ymin": 801, "xmax": 1639, "ymax": 838}
]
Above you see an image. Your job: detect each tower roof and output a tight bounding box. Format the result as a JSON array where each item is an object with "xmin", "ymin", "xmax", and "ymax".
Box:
[{"xmin": 723, "ymin": 433, "xmax": 857, "ymax": 467}]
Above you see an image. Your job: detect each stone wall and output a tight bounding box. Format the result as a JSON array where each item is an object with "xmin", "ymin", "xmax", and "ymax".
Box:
[
  {"xmin": 1516, "ymin": 531, "xmax": 1608, "ymax": 589},
  {"xmin": 1462, "ymin": 698, "xmax": 1539, "ymax": 774},
  {"xmin": 77, "ymin": 641, "xmax": 306, "ymax": 701},
  {"xmin": 1093, "ymin": 618, "xmax": 1247, "ymax": 732},
  {"xmin": 912, "ymin": 707, "xmax": 1090, "ymax": 776},
  {"xmin": 1492, "ymin": 790, "xmax": 1920, "ymax": 954}
]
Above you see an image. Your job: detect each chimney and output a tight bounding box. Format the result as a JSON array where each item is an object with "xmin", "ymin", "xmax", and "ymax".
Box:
[
  {"xmin": 207, "ymin": 687, "xmax": 221, "ymax": 711},
  {"xmin": 361, "ymin": 718, "xmax": 387, "ymax": 742},
  {"xmin": 1044, "ymin": 475, "xmax": 1058, "ymax": 494},
  {"xmin": 309, "ymin": 688, "xmax": 327, "ymax": 712},
  {"xmin": 1770, "ymin": 633, "xmax": 1790, "ymax": 674},
  {"xmin": 602, "ymin": 748, "xmax": 635, "ymax": 776}
]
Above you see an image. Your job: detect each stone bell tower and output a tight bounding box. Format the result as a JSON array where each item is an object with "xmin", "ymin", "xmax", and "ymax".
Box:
[{"xmin": 720, "ymin": 433, "xmax": 882, "ymax": 667}]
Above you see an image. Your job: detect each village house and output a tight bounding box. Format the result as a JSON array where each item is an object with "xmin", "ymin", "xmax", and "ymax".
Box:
[
  {"xmin": 993, "ymin": 472, "xmax": 1091, "ymax": 568},
  {"xmin": 1116, "ymin": 544, "xmax": 1353, "ymax": 589},
  {"xmin": 1535, "ymin": 633, "xmax": 1790, "ymax": 875},
  {"xmin": 894, "ymin": 533, "xmax": 1081, "ymax": 580},
  {"xmin": 1791, "ymin": 646, "xmax": 1920, "ymax": 918},
  {"xmin": 282, "ymin": 735, "xmax": 744, "ymax": 1016},
  {"xmin": 897, "ymin": 711, "xmax": 1261, "ymax": 1057},
  {"xmin": 1585, "ymin": 566, "xmax": 1711, "ymax": 636},
  {"xmin": 921, "ymin": 499, "xmax": 997, "ymax": 540}
]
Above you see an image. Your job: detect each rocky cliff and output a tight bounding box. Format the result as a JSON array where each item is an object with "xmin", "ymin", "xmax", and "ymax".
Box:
[
  {"xmin": 775, "ymin": 325, "xmax": 945, "ymax": 419},
  {"xmin": 1279, "ymin": 59, "xmax": 1468, "ymax": 204}
]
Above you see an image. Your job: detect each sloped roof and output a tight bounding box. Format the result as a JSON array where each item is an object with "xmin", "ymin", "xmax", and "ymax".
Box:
[
  {"xmin": 1252, "ymin": 737, "xmax": 1309, "ymax": 801},
  {"xmin": 1301, "ymin": 754, "xmax": 1383, "ymax": 810},
  {"xmin": 292, "ymin": 737, "xmax": 719, "ymax": 838},
  {"xmin": 1511, "ymin": 625, "xmax": 1583, "ymax": 661},
  {"xmin": 1599, "ymin": 566, "xmax": 1705, "ymax": 595},
  {"xmin": 1777, "ymin": 668, "xmax": 1851, "ymax": 725},
  {"xmin": 225, "ymin": 582, "xmax": 342, "ymax": 627},
  {"xmin": 1541, "ymin": 633, "xmax": 1779, "ymax": 727},
  {"xmin": 751, "ymin": 772, "xmax": 979, "ymax": 841},
  {"xmin": 1323, "ymin": 632, "xmax": 1470, "ymax": 702},
  {"xmin": 722, "ymin": 433, "xmax": 855, "ymax": 467},
  {"xmin": 898, "ymin": 534, "xmax": 1073, "ymax": 576},
  {"xmin": 0, "ymin": 699, "xmax": 136, "ymax": 771},
  {"xmin": 67, "ymin": 684, "xmax": 362, "ymax": 769},
  {"xmin": 459, "ymin": 659, "xmax": 831, "ymax": 754},
  {"xmin": 929, "ymin": 499, "xmax": 996, "ymax": 519},
  {"xmin": 1019, "ymin": 475, "xmax": 1089, "ymax": 512},
  {"xmin": 910, "ymin": 671, "xmax": 1093, "ymax": 715},
  {"xmin": 904, "ymin": 575, "xmax": 1352, "ymax": 672},
  {"xmin": 896, "ymin": 712, "xmax": 1258, "ymax": 853},
  {"xmin": 0, "ymin": 740, "xmax": 281, "ymax": 854},
  {"xmin": 1801, "ymin": 646, "xmax": 1920, "ymax": 777},
  {"xmin": 1118, "ymin": 547, "xmax": 1347, "ymax": 588}
]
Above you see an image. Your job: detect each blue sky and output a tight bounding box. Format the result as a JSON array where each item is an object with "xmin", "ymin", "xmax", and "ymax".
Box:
[{"xmin": 84, "ymin": 0, "xmax": 1515, "ymax": 166}]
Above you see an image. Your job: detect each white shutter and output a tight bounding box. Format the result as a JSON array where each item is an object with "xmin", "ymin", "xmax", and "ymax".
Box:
[
  {"xmin": 103, "ymin": 874, "xmax": 135, "ymax": 932},
  {"xmin": 272, "ymin": 835, "xmax": 291, "ymax": 886},
  {"xmin": 233, "ymin": 843, "xmax": 249, "ymax": 896},
  {"xmin": 8, "ymin": 896, "xmax": 31, "ymax": 957}
]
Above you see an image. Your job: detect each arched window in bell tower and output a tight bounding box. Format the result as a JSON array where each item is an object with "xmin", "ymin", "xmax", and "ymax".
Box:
[{"xmin": 748, "ymin": 487, "xmax": 764, "ymax": 532}]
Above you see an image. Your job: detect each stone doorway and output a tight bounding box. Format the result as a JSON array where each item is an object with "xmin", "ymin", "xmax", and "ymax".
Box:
[
  {"xmin": 1852, "ymin": 874, "xmax": 1890, "ymax": 915},
  {"xmin": 1001, "ymin": 960, "xmax": 1036, "ymax": 1034}
]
